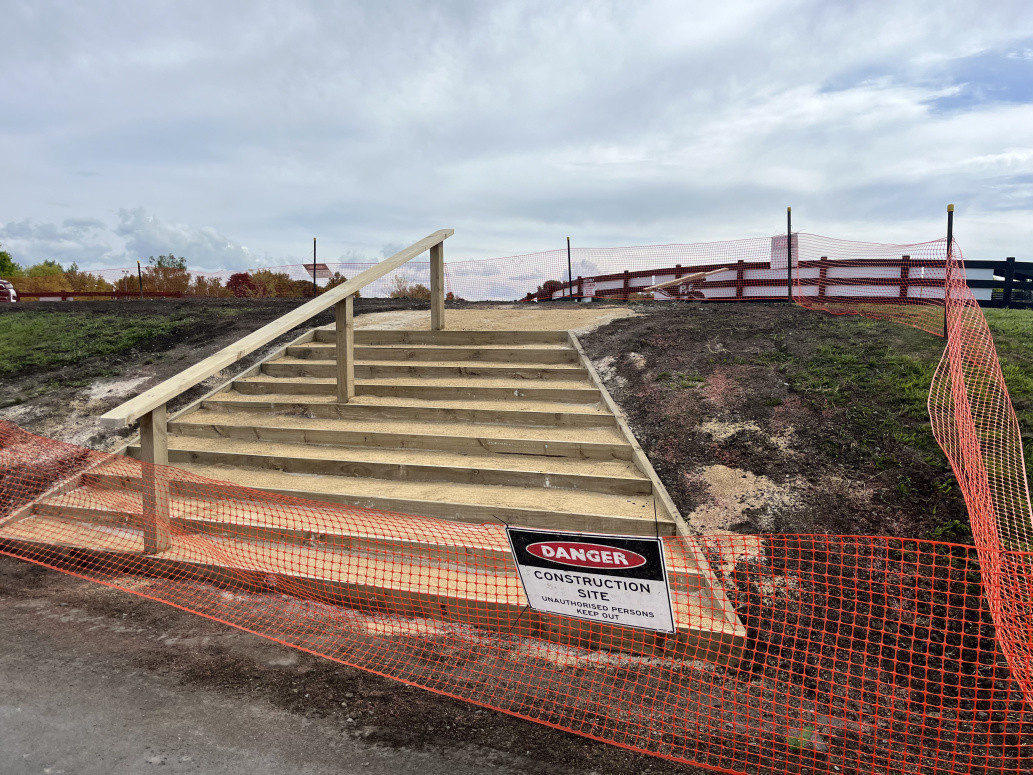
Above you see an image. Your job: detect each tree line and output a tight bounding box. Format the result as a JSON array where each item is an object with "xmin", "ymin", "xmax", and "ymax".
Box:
[{"xmin": 0, "ymin": 244, "xmax": 455, "ymax": 300}]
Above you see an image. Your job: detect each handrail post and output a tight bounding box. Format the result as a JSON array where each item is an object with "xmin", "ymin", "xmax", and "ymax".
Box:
[
  {"xmin": 336, "ymin": 295, "xmax": 355, "ymax": 402},
  {"xmin": 139, "ymin": 405, "xmax": 172, "ymax": 555},
  {"xmin": 430, "ymin": 240, "xmax": 445, "ymax": 330}
]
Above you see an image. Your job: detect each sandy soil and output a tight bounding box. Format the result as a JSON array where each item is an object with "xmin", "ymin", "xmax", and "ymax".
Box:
[{"xmin": 352, "ymin": 305, "xmax": 635, "ymax": 332}]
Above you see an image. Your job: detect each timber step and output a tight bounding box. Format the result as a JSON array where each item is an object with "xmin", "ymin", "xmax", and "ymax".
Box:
[
  {"xmin": 82, "ymin": 466, "xmax": 673, "ymax": 536},
  {"xmin": 168, "ymin": 411, "xmax": 632, "ymax": 459},
  {"xmin": 231, "ymin": 378, "xmax": 603, "ymax": 403},
  {"xmin": 333, "ymin": 329, "xmax": 572, "ymax": 346},
  {"xmin": 0, "ymin": 511, "xmax": 741, "ymax": 662},
  {"xmin": 289, "ymin": 344, "xmax": 580, "ymax": 364},
  {"xmin": 32, "ymin": 479, "xmax": 692, "ymax": 575},
  {"xmin": 200, "ymin": 395, "xmax": 615, "ymax": 425},
  {"xmin": 126, "ymin": 437, "xmax": 651, "ymax": 495},
  {"xmin": 261, "ymin": 359, "xmax": 589, "ymax": 381}
]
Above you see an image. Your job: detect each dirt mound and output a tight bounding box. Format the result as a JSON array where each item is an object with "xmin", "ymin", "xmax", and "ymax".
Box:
[{"xmin": 580, "ymin": 303, "xmax": 968, "ymax": 541}]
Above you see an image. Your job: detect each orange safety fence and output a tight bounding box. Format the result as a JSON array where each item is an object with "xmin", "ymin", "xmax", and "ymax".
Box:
[
  {"xmin": 1, "ymin": 231, "xmax": 1031, "ymax": 773},
  {"xmin": 6, "ymin": 236, "xmax": 1024, "ymax": 305}
]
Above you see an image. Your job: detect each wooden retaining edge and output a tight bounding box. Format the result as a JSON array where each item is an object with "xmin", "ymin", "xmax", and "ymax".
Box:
[
  {"xmin": 568, "ymin": 332, "xmax": 746, "ymax": 640},
  {"xmin": 81, "ymin": 471, "xmax": 678, "ymax": 538},
  {"xmin": 123, "ymin": 446, "xmax": 654, "ymax": 496},
  {"xmin": 0, "ymin": 533, "xmax": 742, "ymax": 664},
  {"xmin": 166, "ymin": 420, "xmax": 634, "ymax": 461},
  {"xmin": 198, "ymin": 398, "xmax": 618, "ymax": 428}
]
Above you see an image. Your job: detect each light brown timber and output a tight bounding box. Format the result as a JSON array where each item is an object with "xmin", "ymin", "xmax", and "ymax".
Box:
[{"xmin": 335, "ymin": 296, "xmax": 355, "ymax": 403}]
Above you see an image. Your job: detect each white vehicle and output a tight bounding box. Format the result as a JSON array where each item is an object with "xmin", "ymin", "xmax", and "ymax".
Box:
[{"xmin": 0, "ymin": 280, "xmax": 17, "ymax": 303}]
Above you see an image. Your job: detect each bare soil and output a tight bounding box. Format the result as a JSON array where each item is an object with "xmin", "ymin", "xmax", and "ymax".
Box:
[{"xmin": 579, "ymin": 302, "xmax": 969, "ymax": 541}]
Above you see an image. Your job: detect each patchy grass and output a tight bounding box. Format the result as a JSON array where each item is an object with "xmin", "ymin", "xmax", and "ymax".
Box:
[
  {"xmin": 582, "ymin": 303, "xmax": 1033, "ymax": 542},
  {"xmin": 984, "ymin": 308, "xmax": 1033, "ymax": 477},
  {"xmin": 0, "ymin": 312, "xmax": 197, "ymax": 378}
]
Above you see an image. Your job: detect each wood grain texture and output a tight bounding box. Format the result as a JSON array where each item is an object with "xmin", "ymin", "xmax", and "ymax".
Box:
[{"xmin": 335, "ymin": 296, "xmax": 355, "ymax": 402}]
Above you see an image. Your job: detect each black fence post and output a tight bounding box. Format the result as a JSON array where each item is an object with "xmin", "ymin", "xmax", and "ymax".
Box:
[
  {"xmin": 945, "ymin": 204, "xmax": 954, "ymax": 339},
  {"xmin": 1004, "ymin": 256, "xmax": 1016, "ymax": 308},
  {"xmin": 786, "ymin": 206, "xmax": 793, "ymax": 303},
  {"xmin": 312, "ymin": 237, "xmax": 318, "ymax": 297},
  {"xmin": 566, "ymin": 237, "xmax": 573, "ymax": 299}
]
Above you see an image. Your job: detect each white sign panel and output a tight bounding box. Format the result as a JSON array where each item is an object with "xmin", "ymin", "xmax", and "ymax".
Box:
[
  {"xmin": 583, "ymin": 277, "xmax": 596, "ymax": 297},
  {"xmin": 506, "ymin": 527, "xmax": 676, "ymax": 634}
]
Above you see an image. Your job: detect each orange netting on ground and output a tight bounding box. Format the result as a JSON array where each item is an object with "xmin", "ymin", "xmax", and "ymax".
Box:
[{"xmin": 1, "ymin": 232, "xmax": 1031, "ymax": 773}]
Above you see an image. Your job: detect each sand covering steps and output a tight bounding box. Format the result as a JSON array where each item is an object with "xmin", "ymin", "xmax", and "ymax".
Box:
[{"xmin": 4, "ymin": 325, "xmax": 744, "ymax": 663}]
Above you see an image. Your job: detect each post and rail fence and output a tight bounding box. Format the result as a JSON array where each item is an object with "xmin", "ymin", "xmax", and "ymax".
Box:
[
  {"xmin": 98, "ymin": 229, "xmax": 453, "ymax": 553},
  {"xmin": 547, "ymin": 255, "xmax": 1033, "ymax": 308}
]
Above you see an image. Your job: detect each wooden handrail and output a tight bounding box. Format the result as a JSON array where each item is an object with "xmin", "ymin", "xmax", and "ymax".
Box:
[{"xmin": 100, "ymin": 228, "xmax": 453, "ymax": 428}]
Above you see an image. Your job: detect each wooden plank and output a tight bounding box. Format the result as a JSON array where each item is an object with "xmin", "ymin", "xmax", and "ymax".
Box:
[
  {"xmin": 262, "ymin": 361, "xmax": 588, "ymax": 381},
  {"xmin": 138, "ymin": 406, "xmax": 172, "ymax": 554},
  {"xmin": 128, "ymin": 446, "xmax": 653, "ymax": 495},
  {"xmin": 0, "ymin": 520, "xmax": 740, "ymax": 662},
  {"xmin": 167, "ymin": 420, "xmax": 634, "ymax": 460},
  {"xmin": 335, "ymin": 296, "xmax": 354, "ymax": 402},
  {"xmin": 569, "ymin": 332, "xmax": 746, "ymax": 644},
  {"xmin": 337, "ymin": 330, "xmax": 571, "ymax": 346},
  {"xmin": 430, "ymin": 241, "xmax": 445, "ymax": 330},
  {"xmin": 99, "ymin": 229, "xmax": 453, "ymax": 427},
  {"xmin": 642, "ymin": 267, "xmax": 729, "ymax": 292},
  {"xmin": 353, "ymin": 384, "xmax": 602, "ymax": 403},
  {"xmin": 288, "ymin": 344, "xmax": 580, "ymax": 364},
  {"xmin": 198, "ymin": 398, "xmax": 617, "ymax": 427},
  {"xmin": 82, "ymin": 470, "xmax": 672, "ymax": 537},
  {"xmin": 232, "ymin": 379, "xmax": 602, "ymax": 403}
]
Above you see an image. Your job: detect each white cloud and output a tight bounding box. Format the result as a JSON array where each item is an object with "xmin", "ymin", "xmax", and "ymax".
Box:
[{"xmin": 1, "ymin": 0, "xmax": 1031, "ymax": 275}]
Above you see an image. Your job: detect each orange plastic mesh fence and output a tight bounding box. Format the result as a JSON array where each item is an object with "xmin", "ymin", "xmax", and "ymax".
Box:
[
  {"xmin": 1, "ymin": 231, "xmax": 1032, "ymax": 773},
  {"xmin": 0, "ymin": 424, "xmax": 1030, "ymax": 772},
  {"xmin": 6, "ymin": 233, "xmax": 1007, "ymax": 305},
  {"xmin": 794, "ymin": 235, "xmax": 1033, "ymax": 719}
]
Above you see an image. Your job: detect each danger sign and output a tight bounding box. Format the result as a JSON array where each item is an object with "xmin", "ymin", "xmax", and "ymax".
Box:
[{"xmin": 506, "ymin": 527, "xmax": 675, "ymax": 634}]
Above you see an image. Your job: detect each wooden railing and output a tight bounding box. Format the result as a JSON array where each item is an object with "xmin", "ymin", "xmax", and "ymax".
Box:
[{"xmin": 99, "ymin": 229, "xmax": 453, "ymax": 552}]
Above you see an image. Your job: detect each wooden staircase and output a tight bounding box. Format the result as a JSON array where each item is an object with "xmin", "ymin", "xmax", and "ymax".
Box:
[
  {"xmin": 119, "ymin": 327, "xmax": 678, "ymax": 537},
  {"xmin": 0, "ymin": 231, "xmax": 744, "ymax": 663}
]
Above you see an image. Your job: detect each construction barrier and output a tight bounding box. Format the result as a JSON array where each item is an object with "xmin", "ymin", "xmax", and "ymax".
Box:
[
  {"xmin": 4, "ymin": 240, "xmax": 1028, "ymax": 305},
  {"xmin": 1, "ymin": 231, "xmax": 1031, "ymax": 773}
]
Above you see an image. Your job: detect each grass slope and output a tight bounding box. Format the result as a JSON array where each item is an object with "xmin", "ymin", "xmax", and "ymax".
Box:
[{"xmin": 582, "ymin": 303, "xmax": 1033, "ymax": 542}]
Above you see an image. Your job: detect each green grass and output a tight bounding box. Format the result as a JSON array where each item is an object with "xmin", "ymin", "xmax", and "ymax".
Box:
[
  {"xmin": 984, "ymin": 308, "xmax": 1033, "ymax": 477},
  {"xmin": 0, "ymin": 312, "xmax": 195, "ymax": 377},
  {"xmin": 785, "ymin": 308, "xmax": 1033, "ymax": 479}
]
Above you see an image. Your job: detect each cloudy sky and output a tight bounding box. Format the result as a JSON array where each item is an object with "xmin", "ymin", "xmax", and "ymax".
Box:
[{"xmin": 2, "ymin": 0, "xmax": 1032, "ymax": 273}]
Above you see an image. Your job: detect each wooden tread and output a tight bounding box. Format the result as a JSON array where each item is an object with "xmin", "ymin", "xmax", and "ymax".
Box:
[
  {"xmin": 0, "ymin": 511, "xmax": 743, "ymax": 661},
  {"xmin": 169, "ymin": 410, "xmax": 631, "ymax": 459}
]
